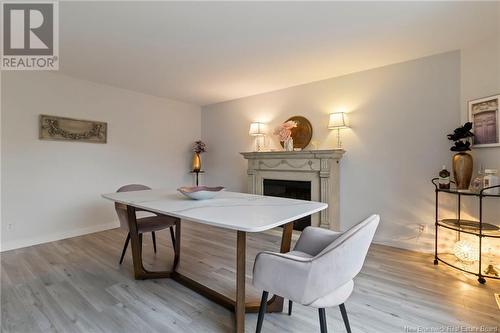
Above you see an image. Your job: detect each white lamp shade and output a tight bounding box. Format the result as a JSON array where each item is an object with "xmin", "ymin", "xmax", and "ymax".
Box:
[
  {"xmin": 328, "ymin": 112, "xmax": 349, "ymax": 129},
  {"xmin": 249, "ymin": 122, "xmax": 265, "ymax": 136}
]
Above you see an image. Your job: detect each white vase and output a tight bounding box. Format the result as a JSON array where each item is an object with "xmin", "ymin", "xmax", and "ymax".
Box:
[{"xmin": 284, "ymin": 137, "xmax": 294, "ymax": 151}]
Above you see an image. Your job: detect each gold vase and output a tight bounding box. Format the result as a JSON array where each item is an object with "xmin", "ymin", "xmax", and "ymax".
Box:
[
  {"xmin": 192, "ymin": 152, "xmax": 201, "ymax": 172},
  {"xmin": 452, "ymin": 152, "xmax": 473, "ymax": 189}
]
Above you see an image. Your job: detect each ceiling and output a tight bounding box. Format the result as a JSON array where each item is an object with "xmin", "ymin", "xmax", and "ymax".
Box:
[{"xmin": 59, "ymin": 1, "xmax": 499, "ymax": 106}]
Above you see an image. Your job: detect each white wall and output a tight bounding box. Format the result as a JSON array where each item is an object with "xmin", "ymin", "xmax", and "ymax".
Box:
[
  {"xmin": 459, "ymin": 36, "xmax": 500, "ymax": 235},
  {"xmin": 1, "ymin": 72, "xmax": 201, "ymax": 251},
  {"xmin": 461, "ymin": 36, "xmax": 500, "ymax": 175},
  {"xmin": 3, "ymin": 45, "xmax": 496, "ymax": 254},
  {"xmin": 202, "ymin": 52, "xmax": 461, "ymax": 252}
]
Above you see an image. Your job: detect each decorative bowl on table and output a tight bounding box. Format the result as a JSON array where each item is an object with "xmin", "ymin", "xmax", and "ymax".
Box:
[{"xmin": 177, "ymin": 186, "xmax": 225, "ymax": 200}]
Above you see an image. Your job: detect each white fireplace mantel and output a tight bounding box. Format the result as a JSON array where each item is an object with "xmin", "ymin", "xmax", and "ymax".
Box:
[{"xmin": 241, "ymin": 149, "xmax": 345, "ymax": 230}]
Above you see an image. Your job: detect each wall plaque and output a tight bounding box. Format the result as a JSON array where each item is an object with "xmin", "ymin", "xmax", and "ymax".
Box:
[
  {"xmin": 280, "ymin": 116, "xmax": 313, "ymax": 149},
  {"xmin": 39, "ymin": 115, "xmax": 107, "ymax": 143}
]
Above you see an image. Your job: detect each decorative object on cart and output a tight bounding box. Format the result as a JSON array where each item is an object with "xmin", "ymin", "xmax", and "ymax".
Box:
[
  {"xmin": 470, "ymin": 164, "xmax": 485, "ymax": 192},
  {"xmin": 432, "ymin": 178, "xmax": 500, "ymax": 284},
  {"xmin": 484, "ymin": 246, "xmax": 499, "ymax": 277},
  {"xmin": 471, "ymin": 166, "xmax": 500, "ymax": 195},
  {"xmin": 452, "ymin": 152, "xmax": 473, "ymax": 190},
  {"xmin": 274, "ymin": 120, "xmax": 298, "ymax": 151},
  {"xmin": 328, "ymin": 112, "xmax": 349, "ymax": 148},
  {"xmin": 177, "ymin": 186, "xmax": 224, "ymax": 200},
  {"xmin": 483, "ymin": 169, "xmax": 500, "ymax": 195},
  {"xmin": 453, "ymin": 240, "xmax": 479, "ymax": 263},
  {"xmin": 438, "ymin": 165, "xmax": 450, "ymax": 189},
  {"xmin": 484, "ymin": 264, "xmax": 499, "ymax": 277},
  {"xmin": 447, "ymin": 122, "xmax": 474, "ymax": 189},
  {"xmin": 39, "ymin": 114, "xmax": 107, "ymax": 143},
  {"xmin": 468, "ymin": 94, "xmax": 500, "ymax": 148},
  {"xmin": 191, "ymin": 140, "xmax": 206, "ymax": 172},
  {"xmin": 249, "ymin": 122, "xmax": 266, "ymax": 152}
]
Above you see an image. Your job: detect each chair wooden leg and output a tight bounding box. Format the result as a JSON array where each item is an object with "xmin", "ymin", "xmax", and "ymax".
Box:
[
  {"xmin": 256, "ymin": 291, "xmax": 268, "ymax": 333},
  {"xmin": 152, "ymin": 231, "xmax": 157, "ymax": 253},
  {"xmin": 318, "ymin": 308, "xmax": 328, "ymax": 333},
  {"xmin": 288, "ymin": 300, "xmax": 293, "ymax": 316},
  {"xmin": 169, "ymin": 226, "xmax": 176, "ymax": 248},
  {"xmin": 119, "ymin": 233, "xmax": 130, "ymax": 264},
  {"xmin": 339, "ymin": 304, "xmax": 351, "ymax": 333}
]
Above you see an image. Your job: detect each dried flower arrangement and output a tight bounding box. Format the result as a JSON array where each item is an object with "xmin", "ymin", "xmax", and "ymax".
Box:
[
  {"xmin": 447, "ymin": 122, "xmax": 474, "ymax": 151},
  {"xmin": 273, "ymin": 120, "xmax": 297, "ymax": 142},
  {"xmin": 192, "ymin": 140, "xmax": 207, "ymax": 153}
]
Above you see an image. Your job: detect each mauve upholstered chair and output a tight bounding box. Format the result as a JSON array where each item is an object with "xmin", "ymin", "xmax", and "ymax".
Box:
[
  {"xmin": 114, "ymin": 184, "xmax": 177, "ymax": 264},
  {"xmin": 253, "ymin": 214, "xmax": 380, "ymax": 333}
]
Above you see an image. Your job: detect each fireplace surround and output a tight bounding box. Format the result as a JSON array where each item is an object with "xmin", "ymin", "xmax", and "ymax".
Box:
[{"xmin": 241, "ymin": 150, "xmax": 344, "ymax": 230}]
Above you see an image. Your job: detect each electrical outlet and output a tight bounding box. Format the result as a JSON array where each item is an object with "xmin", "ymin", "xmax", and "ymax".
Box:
[
  {"xmin": 418, "ymin": 224, "xmax": 427, "ymax": 233},
  {"xmin": 7, "ymin": 223, "xmax": 15, "ymax": 232}
]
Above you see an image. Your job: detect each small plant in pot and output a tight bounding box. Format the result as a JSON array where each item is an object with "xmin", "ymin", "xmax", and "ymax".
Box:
[{"xmin": 447, "ymin": 122, "xmax": 474, "ymax": 189}]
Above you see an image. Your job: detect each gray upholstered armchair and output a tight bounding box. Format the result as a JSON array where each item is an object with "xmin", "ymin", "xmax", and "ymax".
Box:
[{"xmin": 253, "ymin": 214, "xmax": 380, "ymax": 333}]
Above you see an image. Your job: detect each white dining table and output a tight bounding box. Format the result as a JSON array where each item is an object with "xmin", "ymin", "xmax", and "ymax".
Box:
[{"xmin": 102, "ymin": 189, "xmax": 327, "ymax": 333}]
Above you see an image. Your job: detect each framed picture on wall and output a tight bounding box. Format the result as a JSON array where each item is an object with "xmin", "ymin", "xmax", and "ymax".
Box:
[{"xmin": 468, "ymin": 94, "xmax": 500, "ymax": 148}]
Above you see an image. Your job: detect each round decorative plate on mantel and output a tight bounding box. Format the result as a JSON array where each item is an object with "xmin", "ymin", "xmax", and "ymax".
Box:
[{"xmin": 280, "ymin": 116, "xmax": 313, "ymax": 149}]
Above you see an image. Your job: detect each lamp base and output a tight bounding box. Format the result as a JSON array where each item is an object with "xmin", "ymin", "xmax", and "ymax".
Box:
[
  {"xmin": 254, "ymin": 135, "xmax": 265, "ymax": 152},
  {"xmin": 336, "ymin": 128, "xmax": 342, "ymax": 148}
]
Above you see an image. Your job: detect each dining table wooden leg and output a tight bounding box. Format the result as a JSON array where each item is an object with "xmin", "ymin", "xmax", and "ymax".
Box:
[
  {"xmin": 236, "ymin": 230, "xmax": 246, "ymax": 333},
  {"xmin": 173, "ymin": 218, "xmax": 181, "ymax": 270},
  {"xmin": 264, "ymin": 222, "xmax": 293, "ymax": 312},
  {"xmin": 243, "ymin": 221, "xmax": 294, "ymax": 314},
  {"xmin": 126, "ymin": 205, "xmax": 145, "ymax": 279},
  {"xmin": 280, "ymin": 221, "xmax": 294, "ymax": 253},
  {"xmin": 125, "ymin": 205, "xmax": 173, "ymax": 280}
]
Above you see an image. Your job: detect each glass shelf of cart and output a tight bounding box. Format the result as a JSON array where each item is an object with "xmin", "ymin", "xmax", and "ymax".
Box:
[
  {"xmin": 436, "ymin": 188, "xmax": 500, "ymax": 197},
  {"xmin": 437, "ymin": 253, "xmax": 479, "ymax": 275},
  {"xmin": 436, "ymin": 253, "xmax": 500, "ymax": 280},
  {"xmin": 437, "ymin": 219, "xmax": 500, "ymax": 238},
  {"xmin": 431, "ymin": 179, "xmax": 500, "ymax": 197}
]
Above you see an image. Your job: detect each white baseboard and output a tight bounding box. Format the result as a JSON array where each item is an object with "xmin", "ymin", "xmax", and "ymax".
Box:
[
  {"xmin": 0, "ymin": 221, "xmax": 120, "ymax": 252},
  {"xmin": 373, "ymin": 238, "xmax": 434, "ymax": 254},
  {"xmin": 265, "ymin": 227, "xmax": 434, "ymax": 254},
  {"xmin": 1, "ymin": 221, "xmax": 434, "ymax": 254}
]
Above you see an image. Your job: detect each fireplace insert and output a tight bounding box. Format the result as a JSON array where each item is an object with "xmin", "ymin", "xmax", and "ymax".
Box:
[{"xmin": 263, "ymin": 179, "xmax": 312, "ymax": 231}]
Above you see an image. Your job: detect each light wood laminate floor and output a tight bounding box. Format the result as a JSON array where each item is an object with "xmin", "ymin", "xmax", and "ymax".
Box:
[{"xmin": 2, "ymin": 221, "xmax": 499, "ymax": 333}]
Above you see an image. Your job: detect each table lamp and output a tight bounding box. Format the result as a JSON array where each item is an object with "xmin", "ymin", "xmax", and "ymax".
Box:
[{"xmin": 249, "ymin": 122, "xmax": 265, "ymax": 151}]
